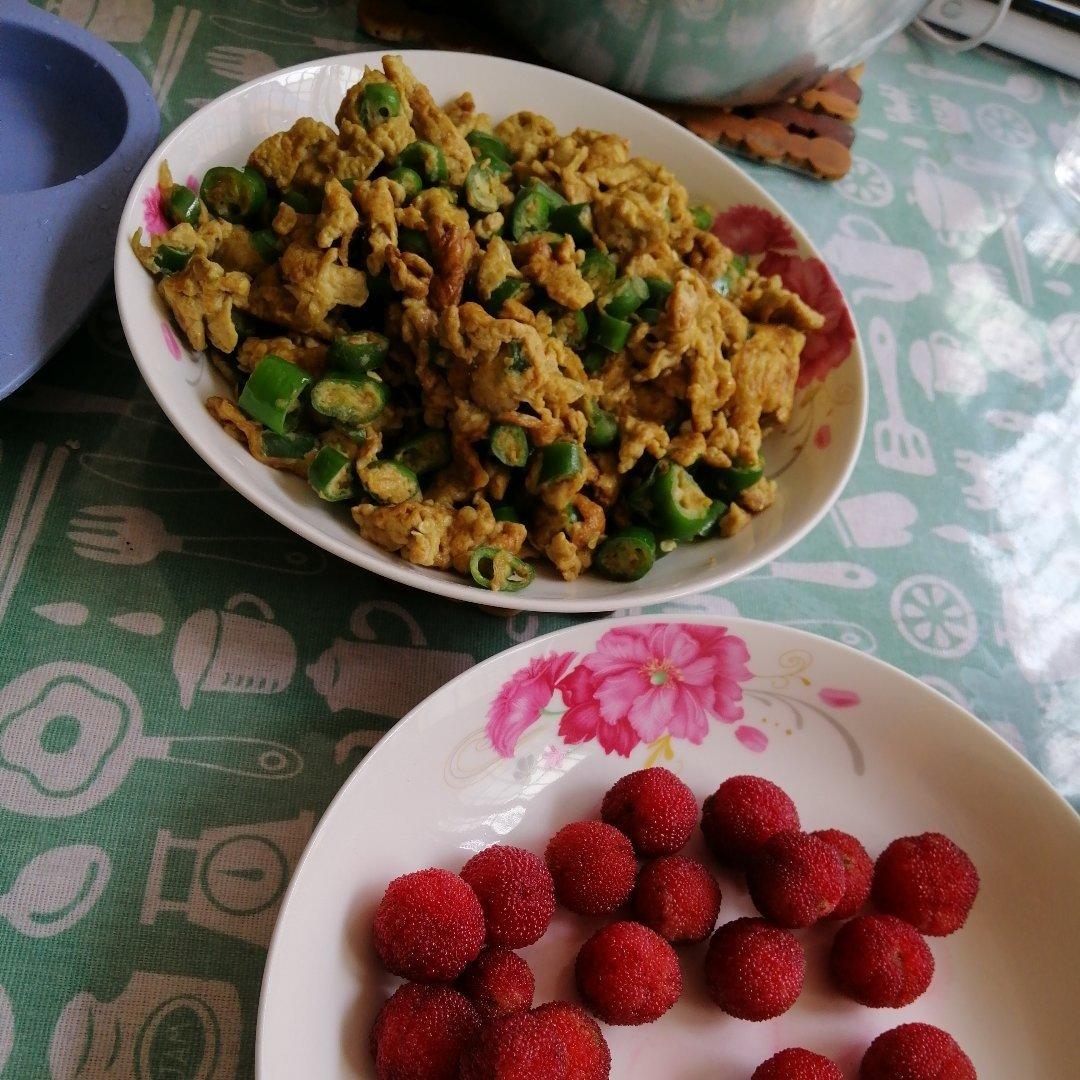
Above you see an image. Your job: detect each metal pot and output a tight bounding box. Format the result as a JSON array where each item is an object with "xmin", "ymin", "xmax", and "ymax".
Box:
[{"xmin": 487, "ymin": 0, "xmax": 927, "ymax": 106}]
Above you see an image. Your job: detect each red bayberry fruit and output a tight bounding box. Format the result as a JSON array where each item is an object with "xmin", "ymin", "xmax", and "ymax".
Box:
[
  {"xmin": 544, "ymin": 821, "xmax": 637, "ymax": 916},
  {"xmin": 458, "ymin": 1010, "xmax": 568, "ymax": 1080},
  {"xmin": 631, "ymin": 854, "xmax": 722, "ymax": 943},
  {"xmin": 532, "ymin": 1002, "xmax": 611, "ymax": 1080},
  {"xmin": 860, "ymin": 1023, "xmax": 976, "ymax": 1079},
  {"xmin": 747, "ymin": 830, "xmax": 846, "ymax": 928},
  {"xmin": 830, "ymin": 914, "xmax": 934, "ymax": 1008},
  {"xmin": 812, "ymin": 829, "xmax": 874, "ymax": 919},
  {"xmin": 752, "ymin": 1048, "xmax": 845, "ymax": 1080},
  {"xmin": 601, "ymin": 767, "xmax": 698, "ymax": 856},
  {"xmin": 704, "ymin": 917, "xmax": 804, "ymax": 1021},
  {"xmin": 460, "ymin": 845, "xmax": 555, "ymax": 948},
  {"xmin": 456, "ymin": 946, "xmax": 535, "ymax": 1020},
  {"xmin": 701, "ymin": 775, "xmax": 800, "ymax": 866}
]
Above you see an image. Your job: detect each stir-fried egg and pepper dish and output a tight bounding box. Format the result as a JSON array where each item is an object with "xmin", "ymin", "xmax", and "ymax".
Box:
[{"xmin": 133, "ymin": 55, "xmax": 823, "ymax": 592}]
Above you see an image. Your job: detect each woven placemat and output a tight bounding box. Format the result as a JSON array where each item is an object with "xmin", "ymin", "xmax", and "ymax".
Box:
[{"xmin": 356, "ymin": 0, "xmax": 862, "ymax": 180}]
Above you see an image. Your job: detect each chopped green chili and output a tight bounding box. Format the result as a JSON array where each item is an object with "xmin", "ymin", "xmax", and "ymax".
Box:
[
  {"xmin": 550, "ymin": 308, "xmax": 588, "ymax": 349},
  {"xmin": 468, "ymin": 546, "xmax": 535, "ymax": 592},
  {"xmin": 310, "ymin": 373, "xmax": 389, "ymax": 426},
  {"xmin": 466, "ymin": 129, "xmax": 513, "ymax": 164},
  {"xmin": 631, "ymin": 459, "xmax": 716, "ymax": 541},
  {"xmin": 250, "ymin": 228, "xmax": 283, "ymax": 263},
  {"xmin": 387, "ymin": 165, "xmax": 423, "ymax": 200},
  {"xmin": 360, "ymin": 460, "xmax": 420, "ymax": 504},
  {"xmin": 509, "ymin": 189, "xmax": 550, "ymax": 241},
  {"xmin": 465, "ymin": 162, "xmax": 504, "ymax": 215},
  {"xmin": 238, "ymin": 354, "xmax": 311, "ymax": 434},
  {"xmin": 398, "ymin": 227, "xmax": 431, "ymax": 258},
  {"xmin": 398, "ymin": 140, "xmax": 448, "ymax": 185},
  {"xmin": 539, "ymin": 440, "xmax": 584, "ymax": 484},
  {"xmin": 329, "ymin": 331, "xmax": 389, "ymax": 374},
  {"xmin": 595, "ymin": 526, "xmax": 657, "ymax": 581},
  {"xmin": 200, "ymin": 165, "xmax": 267, "ymax": 223},
  {"xmin": 643, "ymin": 276, "xmax": 674, "ymax": 308},
  {"xmin": 486, "ymin": 277, "xmax": 530, "ymax": 313},
  {"xmin": 690, "ymin": 204, "xmax": 714, "ymax": 230},
  {"xmin": 504, "ymin": 339, "xmax": 530, "ymax": 374},
  {"xmin": 393, "ymin": 429, "xmax": 450, "ymax": 476},
  {"xmin": 599, "ymin": 276, "xmax": 648, "ymax": 319},
  {"xmin": 550, "ymin": 202, "xmax": 593, "ymax": 246},
  {"xmin": 282, "ymin": 188, "xmax": 321, "ymax": 215},
  {"xmin": 581, "ymin": 347, "xmax": 608, "ymax": 375},
  {"xmin": 520, "ymin": 177, "xmax": 566, "ymax": 210},
  {"xmin": 308, "ymin": 445, "xmax": 354, "ymax": 502},
  {"xmin": 166, "ymin": 185, "xmax": 201, "ymax": 227},
  {"xmin": 715, "ymin": 254, "xmax": 749, "ymax": 297},
  {"xmin": 585, "ymin": 404, "xmax": 619, "ymax": 449},
  {"xmin": 491, "ymin": 504, "xmax": 521, "ymax": 523},
  {"xmin": 155, "ymin": 244, "xmax": 192, "ymax": 274},
  {"xmin": 261, "ymin": 430, "xmax": 318, "ymax": 459},
  {"xmin": 580, "ymin": 249, "xmax": 617, "ymax": 293},
  {"xmin": 592, "ymin": 310, "xmax": 632, "ymax": 352},
  {"xmin": 638, "ymin": 307, "xmax": 661, "ymax": 325},
  {"xmin": 358, "ymin": 82, "xmax": 401, "ymax": 129},
  {"xmin": 490, "ymin": 424, "xmax": 529, "ymax": 467}
]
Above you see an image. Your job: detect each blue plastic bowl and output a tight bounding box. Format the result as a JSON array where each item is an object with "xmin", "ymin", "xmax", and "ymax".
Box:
[{"xmin": 0, "ymin": 0, "xmax": 159, "ymax": 399}]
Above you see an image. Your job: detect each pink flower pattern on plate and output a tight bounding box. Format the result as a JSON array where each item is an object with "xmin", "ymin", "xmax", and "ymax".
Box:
[
  {"xmin": 143, "ymin": 185, "xmax": 168, "ymax": 236},
  {"xmin": 493, "ymin": 623, "xmax": 753, "ymax": 759},
  {"xmin": 485, "ymin": 651, "xmax": 576, "ymax": 757}
]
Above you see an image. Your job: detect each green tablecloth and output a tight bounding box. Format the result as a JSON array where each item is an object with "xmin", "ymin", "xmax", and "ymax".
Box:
[{"xmin": 1, "ymin": 3, "xmax": 1078, "ymax": 1075}]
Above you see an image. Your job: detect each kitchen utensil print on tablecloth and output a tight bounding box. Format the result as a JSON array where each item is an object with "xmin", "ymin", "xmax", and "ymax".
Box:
[
  {"xmin": 32, "ymin": 603, "xmax": 165, "ymax": 636},
  {"xmin": 835, "ymin": 156, "xmax": 894, "ymax": 208},
  {"xmin": 152, "ymin": 5, "xmax": 201, "ymax": 108},
  {"xmin": 868, "ymin": 316, "xmax": 936, "ymax": 476},
  {"xmin": 909, "ymin": 159, "xmax": 994, "ymax": 250},
  {"xmin": 67, "ymin": 506, "xmax": 326, "ymax": 574},
  {"xmin": 907, "ymin": 331, "xmax": 987, "ymax": 400},
  {"xmin": 207, "ymin": 45, "xmax": 278, "ymax": 83},
  {"xmin": 208, "ymin": 12, "xmax": 361, "ymax": 52},
  {"xmin": 954, "ymin": 449, "xmax": 998, "ymax": 512},
  {"xmin": 904, "ymin": 63, "xmax": 1043, "ymax": 104},
  {"xmin": 0, "ymin": 845, "xmax": 110, "ymax": 939},
  {"xmin": 141, "ymin": 813, "xmax": 314, "ymax": 948},
  {"xmin": 976, "ymin": 101, "xmax": 1037, "ymax": 150},
  {"xmin": 877, "ymin": 84, "xmax": 919, "ymax": 125},
  {"xmin": 947, "ymin": 260, "xmax": 1010, "ymax": 300},
  {"xmin": 1, "ymin": 444, "xmax": 68, "ymax": 627},
  {"xmin": 891, "ymin": 575, "xmax": 978, "ymax": 659},
  {"xmin": 306, "ymin": 602, "xmax": 472, "ymax": 716},
  {"xmin": 172, "ymin": 594, "xmax": 296, "ymax": 709},
  {"xmin": 830, "ymin": 492, "xmax": 918, "ymax": 549},
  {"xmin": 334, "ymin": 728, "xmax": 382, "ymax": 766},
  {"xmin": 1048, "ymin": 312, "xmax": 1080, "ymax": 378},
  {"xmin": 45, "ymin": 0, "xmax": 155, "ymax": 43},
  {"xmin": 49, "ymin": 972, "xmax": 240, "ymax": 1080},
  {"xmin": 985, "ymin": 408, "xmax": 1035, "ymax": 434},
  {"xmin": 109, "ymin": 612, "xmax": 165, "ymax": 636},
  {"xmin": 822, "ymin": 216, "xmax": 933, "ymax": 304},
  {"xmin": 0, "ymin": 985, "xmax": 12, "ymax": 1074},
  {"xmin": 977, "ymin": 316, "xmax": 1045, "ymax": 384},
  {"xmin": 33, "ymin": 602, "xmax": 90, "ymax": 627},
  {"xmin": 7, "ymin": 385, "xmax": 172, "ymax": 427},
  {"xmin": 928, "ymin": 95, "xmax": 971, "ymax": 135},
  {"xmin": 80, "ymin": 451, "xmax": 222, "ymax": 493},
  {"xmin": 933, "ymin": 523, "xmax": 1015, "ymax": 551},
  {"xmin": 0, "ymin": 662, "xmax": 302, "ymax": 818},
  {"xmin": 992, "ymin": 193, "xmax": 1035, "ymax": 308},
  {"xmin": 751, "ymin": 560, "xmax": 876, "ymax": 589},
  {"xmin": 782, "ymin": 620, "xmax": 877, "ymax": 653}
]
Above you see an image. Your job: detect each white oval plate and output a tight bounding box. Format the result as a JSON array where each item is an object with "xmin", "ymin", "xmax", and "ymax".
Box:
[
  {"xmin": 115, "ymin": 51, "xmax": 865, "ymax": 612},
  {"xmin": 258, "ymin": 616, "xmax": 1080, "ymax": 1078}
]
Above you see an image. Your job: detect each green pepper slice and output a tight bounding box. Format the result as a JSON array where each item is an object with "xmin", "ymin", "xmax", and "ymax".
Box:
[
  {"xmin": 393, "ymin": 429, "xmax": 450, "ymax": 476},
  {"xmin": 585, "ymin": 404, "xmax": 618, "ymax": 449},
  {"xmin": 250, "ymin": 228, "xmax": 283, "ymax": 264},
  {"xmin": 490, "ymin": 424, "xmax": 529, "ymax": 468},
  {"xmin": 465, "ymin": 162, "xmax": 505, "ymax": 215},
  {"xmin": 638, "ymin": 307, "xmax": 661, "ymax": 325},
  {"xmin": 643, "ymin": 276, "xmax": 674, "ymax": 308},
  {"xmin": 466, "ymin": 129, "xmax": 513, "ymax": 164},
  {"xmin": 155, "ymin": 244, "xmax": 192, "ymax": 274},
  {"xmin": 308, "ymin": 445, "xmax": 354, "ymax": 502},
  {"xmin": 520, "ymin": 177, "xmax": 567, "ymax": 210},
  {"xmin": 166, "ymin": 185, "xmax": 201, "ymax": 227},
  {"xmin": 491, "ymin": 504, "xmax": 521, "ymax": 523},
  {"xmin": 486, "ymin": 277, "xmax": 530, "ymax": 313},
  {"xmin": 714, "ymin": 254, "xmax": 749, "ymax": 298},
  {"xmin": 632, "ymin": 460, "xmax": 716, "ymax": 541},
  {"xmin": 398, "ymin": 227, "xmax": 431, "ymax": 258},
  {"xmin": 329, "ymin": 331, "xmax": 389, "ymax": 374},
  {"xmin": 358, "ymin": 82, "xmax": 402, "ymax": 129},
  {"xmin": 200, "ymin": 165, "xmax": 267, "ymax": 223},
  {"xmin": 398, "ymin": 140, "xmax": 448, "ymax": 185},
  {"xmin": 509, "ymin": 189, "xmax": 550, "ymax": 241},
  {"xmin": 550, "ymin": 202, "xmax": 593, "ymax": 246},
  {"xmin": 690, "ymin": 204, "xmax": 714, "ymax": 230},
  {"xmin": 468, "ymin": 546, "xmax": 535, "ymax": 592},
  {"xmin": 595, "ymin": 526, "xmax": 657, "ymax": 581},
  {"xmin": 550, "ymin": 308, "xmax": 588, "ymax": 349},
  {"xmin": 261, "ymin": 430, "xmax": 318, "ymax": 459},
  {"xmin": 310, "ymin": 373, "xmax": 389, "ymax": 426},
  {"xmin": 387, "ymin": 165, "xmax": 423, "ymax": 200},
  {"xmin": 360, "ymin": 460, "xmax": 420, "ymax": 504},
  {"xmin": 592, "ymin": 310, "xmax": 632, "ymax": 353},
  {"xmin": 599, "ymin": 275, "xmax": 648, "ymax": 319},
  {"xmin": 282, "ymin": 188, "xmax": 321, "ymax": 214},
  {"xmin": 538, "ymin": 440, "xmax": 584, "ymax": 485},
  {"xmin": 238, "ymin": 354, "xmax": 312, "ymax": 435},
  {"xmin": 579, "ymin": 249, "xmax": 617, "ymax": 293}
]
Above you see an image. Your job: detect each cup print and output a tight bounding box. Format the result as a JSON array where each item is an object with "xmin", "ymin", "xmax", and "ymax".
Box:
[
  {"xmin": 822, "ymin": 216, "xmax": 933, "ymax": 304},
  {"xmin": 909, "ymin": 159, "xmax": 991, "ymax": 249},
  {"xmin": 50, "ymin": 972, "xmax": 240, "ymax": 1079}
]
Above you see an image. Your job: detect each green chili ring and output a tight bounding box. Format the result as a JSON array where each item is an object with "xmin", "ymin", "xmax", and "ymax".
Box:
[
  {"xmin": 329, "ymin": 331, "xmax": 389, "ymax": 374},
  {"xmin": 393, "ymin": 430, "xmax": 451, "ymax": 476},
  {"xmin": 538, "ymin": 440, "xmax": 584, "ymax": 485},
  {"xmin": 490, "ymin": 424, "xmax": 530, "ymax": 468},
  {"xmin": 469, "ymin": 546, "xmax": 535, "ymax": 592},
  {"xmin": 238, "ymin": 354, "xmax": 312, "ymax": 435},
  {"xmin": 310, "ymin": 373, "xmax": 389, "ymax": 427},
  {"xmin": 595, "ymin": 526, "xmax": 657, "ymax": 581},
  {"xmin": 308, "ymin": 445, "xmax": 354, "ymax": 502}
]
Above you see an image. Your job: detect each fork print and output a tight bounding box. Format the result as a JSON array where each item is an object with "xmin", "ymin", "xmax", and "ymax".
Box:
[
  {"xmin": 207, "ymin": 46, "xmax": 278, "ymax": 83},
  {"xmin": 67, "ymin": 507, "xmax": 325, "ymax": 574}
]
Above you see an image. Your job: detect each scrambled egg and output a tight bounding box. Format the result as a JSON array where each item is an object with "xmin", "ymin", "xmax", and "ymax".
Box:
[{"xmin": 134, "ymin": 55, "xmax": 823, "ymax": 588}]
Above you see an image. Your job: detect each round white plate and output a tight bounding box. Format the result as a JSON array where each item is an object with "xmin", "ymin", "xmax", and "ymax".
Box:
[
  {"xmin": 115, "ymin": 51, "xmax": 865, "ymax": 613},
  {"xmin": 257, "ymin": 616, "xmax": 1080, "ymax": 1078}
]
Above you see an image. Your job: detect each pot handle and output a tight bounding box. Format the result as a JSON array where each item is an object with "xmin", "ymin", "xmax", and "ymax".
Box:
[
  {"xmin": 225, "ymin": 593, "xmax": 274, "ymax": 620},
  {"xmin": 915, "ymin": 0, "xmax": 1014, "ymax": 53},
  {"xmin": 349, "ymin": 601, "xmax": 427, "ymax": 647}
]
